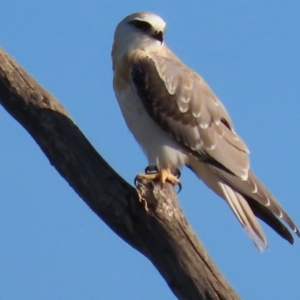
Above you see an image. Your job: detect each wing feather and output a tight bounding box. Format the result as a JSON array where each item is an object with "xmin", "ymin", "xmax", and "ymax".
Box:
[
  {"xmin": 131, "ymin": 54, "xmax": 249, "ymax": 178},
  {"xmin": 130, "ymin": 51, "xmax": 299, "ymax": 246}
]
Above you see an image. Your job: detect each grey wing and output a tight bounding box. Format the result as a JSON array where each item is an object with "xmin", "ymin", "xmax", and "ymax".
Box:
[
  {"xmin": 131, "ymin": 52, "xmax": 249, "ymax": 179},
  {"xmin": 130, "ymin": 53, "xmax": 300, "ymax": 246}
]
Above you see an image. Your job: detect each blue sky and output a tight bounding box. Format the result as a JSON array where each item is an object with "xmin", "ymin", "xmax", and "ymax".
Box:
[{"xmin": 1, "ymin": 1, "xmax": 300, "ymax": 299}]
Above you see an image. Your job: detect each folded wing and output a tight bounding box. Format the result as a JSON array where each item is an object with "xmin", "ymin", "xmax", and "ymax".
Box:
[{"xmin": 130, "ymin": 50, "xmax": 299, "ymax": 248}]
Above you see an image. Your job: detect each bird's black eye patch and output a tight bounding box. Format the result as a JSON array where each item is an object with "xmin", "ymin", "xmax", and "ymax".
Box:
[{"xmin": 129, "ymin": 20, "xmax": 152, "ymax": 31}]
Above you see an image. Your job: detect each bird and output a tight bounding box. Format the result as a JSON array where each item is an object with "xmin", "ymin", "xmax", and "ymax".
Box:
[{"xmin": 111, "ymin": 11, "xmax": 299, "ymax": 250}]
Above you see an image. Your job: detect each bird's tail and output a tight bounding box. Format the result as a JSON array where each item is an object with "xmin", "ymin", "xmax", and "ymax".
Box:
[
  {"xmin": 218, "ymin": 182, "xmax": 267, "ymax": 250},
  {"xmin": 189, "ymin": 157, "xmax": 300, "ymax": 251}
]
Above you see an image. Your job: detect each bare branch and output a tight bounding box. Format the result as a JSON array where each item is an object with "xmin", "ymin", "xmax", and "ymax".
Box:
[{"xmin": 0, "ymin": 48, "xmax": 239, "ymax": 300}]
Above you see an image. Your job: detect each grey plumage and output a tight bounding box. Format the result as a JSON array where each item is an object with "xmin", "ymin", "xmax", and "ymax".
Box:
[
  {"xmin": 112, "ymin": 12, "xmax": 300, "ymax": 250},
  {"xmin": 131, "ymin": 54, "xmax": 299, "ymax": 247}
]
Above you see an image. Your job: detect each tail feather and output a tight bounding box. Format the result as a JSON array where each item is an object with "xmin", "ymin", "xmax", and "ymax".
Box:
[
  {"xmin": 248, "ymin": 198, "xmax": 294, "ymax": 244},
  {"xmin": 220, "ymin": 183, "xmax": 267, "ymax": 251},
  {"xmin": 189, "ymin": 158, "xmax": 299, "ymax": 249}
]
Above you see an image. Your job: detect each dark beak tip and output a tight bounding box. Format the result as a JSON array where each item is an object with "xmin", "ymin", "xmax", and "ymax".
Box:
[{"xmin": 153, "ymin": 31, "xmax": 163, "ymax": 43}]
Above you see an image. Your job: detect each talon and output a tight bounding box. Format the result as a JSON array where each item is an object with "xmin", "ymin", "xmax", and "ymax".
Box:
[
  {"xmin": 134, "ymin": 168, "xmax": 181, "ymax": 188},
  {"xmin": 177, "ymin": 182, "xmax": 182, "ymax": 193},
  {"xmin": 134, "ymin": 175, "xmax": 139, "ymax": 187}
]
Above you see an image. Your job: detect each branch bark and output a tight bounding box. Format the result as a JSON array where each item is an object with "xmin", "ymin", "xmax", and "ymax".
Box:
[{"xmin": 0, "ymin": 48, "xmax": 239, "ymax": 300}]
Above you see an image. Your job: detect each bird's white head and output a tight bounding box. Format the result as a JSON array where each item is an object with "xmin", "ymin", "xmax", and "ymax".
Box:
[{"xmin": 112, "ymin": 12, "xmax": 166, "ymax": 60}]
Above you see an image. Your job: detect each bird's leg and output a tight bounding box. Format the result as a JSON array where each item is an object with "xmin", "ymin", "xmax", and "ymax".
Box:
[
  {"xmin": 135, "ymin": 166, "xmax": 181, "ymax": 187},
  {"xmin": 145, "ymin": 165, "xmax": 158, "ymax": 174}
]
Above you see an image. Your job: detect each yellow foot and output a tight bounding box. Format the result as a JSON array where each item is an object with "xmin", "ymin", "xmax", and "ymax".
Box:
[{"xmin": 135, "ymin": 167, "xmax": 181, "ymax": 191}]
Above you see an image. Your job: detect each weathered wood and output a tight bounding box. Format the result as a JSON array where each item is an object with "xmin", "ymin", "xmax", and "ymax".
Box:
[{"xmin": 0, "ymin": 48, "xmax": 239, "ymax": 300}]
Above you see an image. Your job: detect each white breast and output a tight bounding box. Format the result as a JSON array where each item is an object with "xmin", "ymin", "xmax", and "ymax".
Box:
[{"xmin": 115, "ymin": 86, "xmax": 189, "ymax": 171}]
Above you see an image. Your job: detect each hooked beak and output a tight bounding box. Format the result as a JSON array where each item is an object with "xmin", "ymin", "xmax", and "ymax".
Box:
[{"xmin": 152, "ymin": 31, "xmax": 163, "ymax": 43}]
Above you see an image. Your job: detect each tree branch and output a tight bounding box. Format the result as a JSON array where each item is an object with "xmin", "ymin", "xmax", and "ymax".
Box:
[{"xmin": 0, "ymin": 48, "xmax": 239, "ymax": 300}]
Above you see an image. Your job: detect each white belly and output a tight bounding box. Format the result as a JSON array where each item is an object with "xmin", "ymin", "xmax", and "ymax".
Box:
[{"xmin": 115, "ymin": 86, "xmax": 188, "ymax": 171}]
